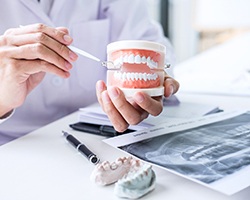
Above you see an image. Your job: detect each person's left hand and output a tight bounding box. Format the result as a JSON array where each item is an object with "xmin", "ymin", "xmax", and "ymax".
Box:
[{"xmin": 96, "ymin": 76, "xmax": 179, "ymax": 132}]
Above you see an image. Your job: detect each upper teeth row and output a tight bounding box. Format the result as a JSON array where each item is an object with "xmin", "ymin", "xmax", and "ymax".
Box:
[
  {"xmin": 114, "ymin": 71, "xmax": 158, "ymax": 81},
  {"xmin": 113, "ymin": 54, "xmax": 158, "ymax": 68}
]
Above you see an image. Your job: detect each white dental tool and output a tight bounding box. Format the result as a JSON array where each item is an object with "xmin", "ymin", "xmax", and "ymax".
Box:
[
  {"xmin": 68, "ymin": 45, "xmax": 113, "ymax": 68},
  {"xmin": 19, "ymin": 25, "xmax": 113, "ymax": 68}
]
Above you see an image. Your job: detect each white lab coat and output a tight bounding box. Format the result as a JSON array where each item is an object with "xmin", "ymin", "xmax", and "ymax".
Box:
[{"xmin": 0, "ymin": 0, "xmax": 175, "ymax": 145}]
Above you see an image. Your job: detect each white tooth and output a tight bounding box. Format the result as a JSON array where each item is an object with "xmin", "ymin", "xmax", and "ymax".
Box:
[
  {"xmin": 135, "ymin": 55, "xmax": 141, "ymax": 64},
  {"xmin": 119, "ymin": 56, "xmax": 123, "ymax": 65},
  {"xmin": 149, "ymin": 59, "xmax": 153, "ymax": 67},
  {"xmin": 154, "ymin": 61, "xmax": 158, "ymax": 68},
  {"xmin": 138, "ymin": 73, "xmax": 143, "ymax": 80},
  {"xmin": 151, "ymin": 60, "xmax": 156, "ymax": 68},
  {"xmin": 118, "ymin": 72, "xmax": 122, "ymax": 79},
  {"xmin": 114, "ymin": 71, "xmax": 119, "ymax": 79},
  {"xmin": 113, "ymin": 72, "xmax": 158, "ymax": 81},
  {"xmin": 116, "ymin": 73, "xmax": 120, "ymax": 79},
  {"xmin": 131, "ymin": 73, "xmax": 135, "ymax": 81},
  {"xmin": 122, "ymin": 72, "xmax": 126, "ymax": 80},
  {"xmin": 127, "ymin": 73, "xmax": 132, "ymax": 80},
  {"xmin": 151, "ymin": 60, "xmax": 157, "ymax": 68},
  {"xmin": 103, "ymin": 161, "xmax": 110, "ymax": 171},
  {"xmin": 123, "ymin": 55, "xmax": 128, "ymax": 63},
  {"xmin": 116, "ymin": 160, "xmax": 123, "ymax": 166},
  {"xmin": 123, "ymin": 158, "xmax": 129, "ymax": 164},
  {"xmin": 148, "ymin": 60, "xmax": 152, "ymax": 69},
  {"xmin": 141, "ymin": 56, "xmax": 146, "ymax": 64},
  {"xmin": 135, "ymin": 73, "xmax": 139, "ymax": 80},
  {"xmin": 147, "ymin": 59, "xmax": 157, "ymax": 69},
  {"xmin": 128, "ymin": 54, "xmax": 134, "ymax": 63},
  {"xmin": 147, "ymin": 57, "xmax": 151, "ymax": 67},
  {"xmin": 114, "ymin": 58, "xmax": 121, "ymax": 66},
  {"xmin": 110, "ymin": 163, "xmax": 118, "ymax": 170},
  {"xmin": 128, "ymin": 73, "xmax": 132, "ymax": 81},
  {"xmin": 120, "ymin": 72, "xmax": 123, "ymax": 79}
]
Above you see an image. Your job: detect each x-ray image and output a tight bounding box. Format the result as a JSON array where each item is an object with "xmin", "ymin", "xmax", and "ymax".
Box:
[{"xmin": 120, "ymin": 112, "xmax": 250, "ymax": 184}]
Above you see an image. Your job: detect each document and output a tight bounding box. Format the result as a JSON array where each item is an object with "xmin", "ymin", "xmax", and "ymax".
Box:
[
  {"xmin": 104, "ymin": 110, "xmax": 250, "ymax": 195},
  {"xmin": 78, "ymin": 96, "xmax": 220, "ymax": 131}
]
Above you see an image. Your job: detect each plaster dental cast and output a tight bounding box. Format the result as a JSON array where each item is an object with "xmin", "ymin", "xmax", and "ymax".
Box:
[
  {"xmin": 0, "ymin": 0, "xmax": 179, "ymax": 145},
  {"xmin": 90, "ymin": 156, "xmax": 156, "ymax": 199}
]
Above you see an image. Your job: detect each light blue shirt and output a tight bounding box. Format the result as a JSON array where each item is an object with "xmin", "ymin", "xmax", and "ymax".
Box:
[{"xmin": 0, "ymin": 0, "xmax": 175, "ymax": 145}]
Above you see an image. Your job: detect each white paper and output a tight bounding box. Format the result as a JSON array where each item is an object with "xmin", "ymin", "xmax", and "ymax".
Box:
[
  {"xmin": 78, "ymin": 97, "xmax": 219, "ymax": 130},
  {"xmin": 78, "ymin": 105, "xmax": 151, "ymax": 131},
  {"xmin": 104, "ymin": 110, "xmax": 250, "ymax": 195}
]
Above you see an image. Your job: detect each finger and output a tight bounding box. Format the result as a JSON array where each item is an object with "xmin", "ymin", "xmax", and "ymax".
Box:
[
  {"xmin": 5, "ymin": 23, "xmax": 72, "ymax": 45},
  {"xmin": 107, "ymin": 86, "xmax": 142, "ymax": 125},
  {"xmin": 56, "ymin": 27, "xmax": 69, "ymax": 34},
  {"xmin": 12, "ymin": 58, "xmax": 70, "ymax": 78},
  {"xmin": 5, "ymin": 33, "xmax": 78, "ymax": 63},
  {"xmin": 164, "ymin": 76, "xmax": 180, "ymax": 97},
  {"xmin": 6, "ymin": 44, "xmax": 72, "ymax": 72},
  {"xmin": 133, "ymin": 92, "xmax": 163, "ymax": 116},
  {"xmin": 126, "ymin": 98, "xmax": 149, "ymax": 120},
  {"xmin": 101, "ymin": 90, "xmax": 129, "ymax": 132},
  {"xmin": 96, "ymin": 80, "xmax": 107, "ymax": 107}
]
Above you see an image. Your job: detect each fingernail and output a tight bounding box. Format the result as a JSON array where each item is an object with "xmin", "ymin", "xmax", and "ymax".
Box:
[
  {"xmin": 134, "ymin": 93, "xmax": 145, "ymax": 103},
  {"xmin": 65, "ymin": 61, "xmax": 72, "ymax": 70},
  {"xmin": 102, "ymin": 91, "xmax": 111, "ymax": 104},
  {"xmin": 63, "ymin": 34, "xmax": 72, "ymax": 42},
  {"xmin": 64, "ymin": 71, "xmax": 70, "ymax": 78},
  {"xmin": 69, "ymin": 51, "xmax": 78, "ymax": 61},
  {"xmin": 169, "ymin": 85, "xmax": 174, "ymax": 95},
  {"xmin": 96, "ymin": 81, "xmax": 104, "ymax": 92}
]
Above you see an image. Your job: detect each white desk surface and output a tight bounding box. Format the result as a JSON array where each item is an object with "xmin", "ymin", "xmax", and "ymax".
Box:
[{"xmin": 0, "ymin": 93, "xmax": 249, "ymax": 200}]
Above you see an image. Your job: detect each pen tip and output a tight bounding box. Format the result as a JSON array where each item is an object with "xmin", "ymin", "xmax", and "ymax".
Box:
[{"xmin": 62, "ymin": 130, "xmax": 69, "ymax": 137}]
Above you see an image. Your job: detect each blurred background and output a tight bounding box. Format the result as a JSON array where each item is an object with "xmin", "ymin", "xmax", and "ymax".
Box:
[{"xmin": 146, "ymin": 0, "xmax": 250, "ymax": 63}]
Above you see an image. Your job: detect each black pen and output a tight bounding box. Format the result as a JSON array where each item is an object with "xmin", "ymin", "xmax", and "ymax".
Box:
[
  {"xmin": 62, "ymin": 131, "xmax": 100, "ymax": 165},
  {"xmin": 69, "ymin": 122, "xmax": 135, "ymax": 137}
]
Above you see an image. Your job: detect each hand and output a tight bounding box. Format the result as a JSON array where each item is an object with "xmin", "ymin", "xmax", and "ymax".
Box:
[
  {"xmin": 0, "ymin": 23, "xmax": 78, "ymax": 117},
  {"xmin": 96, "ymin": 76, "xmax": 179, "ymax": 132}
]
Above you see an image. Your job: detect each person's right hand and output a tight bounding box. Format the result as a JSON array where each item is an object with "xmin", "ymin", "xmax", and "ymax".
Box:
[{"xmin": 0, "ymin": 23, "xmax": 78, "ymax": 118}]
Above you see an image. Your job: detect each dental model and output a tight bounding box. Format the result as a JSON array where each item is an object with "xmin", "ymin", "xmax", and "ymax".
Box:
[
  {"xmin": 114, "ymin": 161, "xmax": 156, "ymax": 199},
  {"xmin": 106, "ymin": 40, "xmax": 166, "ymax": 97},
  {"xmin": 90, "ymin": 156, "xmax": 135, "ymax": 186},
  {"xmin": 90, "ymin": 156, "xmax": 156, "ymax": 199}
]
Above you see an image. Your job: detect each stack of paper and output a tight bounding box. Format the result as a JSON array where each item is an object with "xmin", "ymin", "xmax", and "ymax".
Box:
[{"xmin": 78, "ymin": 96, "xmax": 220, "ymax": 131}]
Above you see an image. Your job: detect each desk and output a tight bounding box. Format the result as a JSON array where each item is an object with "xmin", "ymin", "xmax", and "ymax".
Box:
[{"xmin": 0, "ymin": 93, "xmax": 249, "ymax": 200}]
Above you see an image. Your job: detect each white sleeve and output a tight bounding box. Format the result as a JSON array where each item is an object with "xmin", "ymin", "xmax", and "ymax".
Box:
[{"xmin": 0, "ymin": 110, "xmax": 14, "ymax": 124}]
